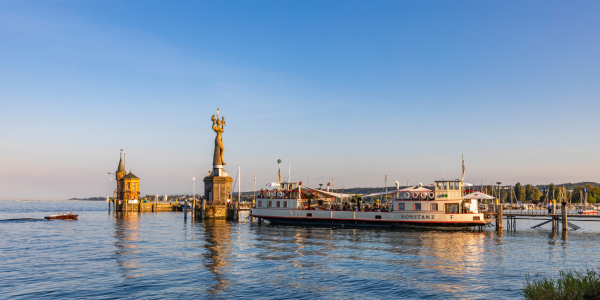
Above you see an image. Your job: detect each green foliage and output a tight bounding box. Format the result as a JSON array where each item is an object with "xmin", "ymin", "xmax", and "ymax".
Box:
[
  {"xmin": 351, "ymin": 194, "xmax": 362, "ymax": 204},
  {"xmin": 500, "ymin": 190, "xmax": 508, "ymax": 202},
  {"xmin": 526, "ymin": 184, "xmax": 532, "ymax": 201},
  {"xmin": 549, "ymin": 183, "xmax": 556, "ymax": 200},
  {"xmin": 522, "ymin": 268, "xmax": 600, "ymax": 300},
  {"xmin": 305, "ymin": 193, "xmax": 316, "ymax": 207},
  {"xmin": 531, "ymin": 188, "xmax": 542, "ymax": 201},
  {"xmin": 515, "ymin": 183, "xmax": 523, "ymax": 201}
]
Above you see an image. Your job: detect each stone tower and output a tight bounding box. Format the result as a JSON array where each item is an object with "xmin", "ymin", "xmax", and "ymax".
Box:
[{"xmin": 116, "ymin": 154, "xmax": 140, "ymax": 202}]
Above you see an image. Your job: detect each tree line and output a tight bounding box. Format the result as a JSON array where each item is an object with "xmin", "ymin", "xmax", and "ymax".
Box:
[{"xmin": 480, "ymin": 182, "xmax": 600, "ymax": 204}]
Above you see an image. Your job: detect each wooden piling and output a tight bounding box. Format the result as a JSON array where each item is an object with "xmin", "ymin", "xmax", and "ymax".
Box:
[
  {"xmin": 496, "ymin": 205, "xmax": 503, "ymax": 231},
  {"xmin": 108, "ymin": 199, "xmax": 111, "ymax": 213},
  {"xmin": 233, "ymin": 201, "xmax": 238, "ymax": 220},
  {"xmin": 184, "ymin": 199, "xmax": 188, "ymax": 217},
  {"xmin": 201, "ymin": 198, "xmax": 206, "ymax": 219},
  {"xmin": 562, "ymin": 206, "xmax": 568, "ymax": 231},
  {"xmin": 192, "ymin": 199, "xmax": 196, "ymax": 219}
]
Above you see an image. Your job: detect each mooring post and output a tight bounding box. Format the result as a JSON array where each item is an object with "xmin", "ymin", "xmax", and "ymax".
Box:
[
  {"xmin": 233, "ymin": 201, "xmax": 238, "ymax": 221},
  {"xmin": 192, "ymin": 198, "xmax": 196, "ymax": 219},
  {"xmin": 108, "ymin": 198, "xmax": 111, "ymax": 213},
  {"xmin": 562, "ymin": 204, "xmax": 568, "ymax": 231},
  {"xmin": 201, "ymin": 198, "xmax": 206, "ymax": 219},
  {"xmin": 184, "ymin": 198, "xmax": 188, "ymax": 218},
  {"xmin": 496, "ymin": 204, "xmax": 503, "ymax": 231}
]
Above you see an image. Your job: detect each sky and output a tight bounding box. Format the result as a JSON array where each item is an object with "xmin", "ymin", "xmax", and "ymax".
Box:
[{"xmin": 1, "ymin": 1, "xmax": 599, "ymax": 199}]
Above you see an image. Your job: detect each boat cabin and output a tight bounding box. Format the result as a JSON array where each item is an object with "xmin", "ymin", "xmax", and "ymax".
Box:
[
  {"xmin": 391, "ymin": 180, "xmax": 478, "ymax": 214},
  {"xmin": 256, "ymin": 182, "xmax": 303, "ymax": 209}
]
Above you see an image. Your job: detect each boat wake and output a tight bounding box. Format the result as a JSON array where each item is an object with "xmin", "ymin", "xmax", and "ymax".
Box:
[{"xmin": 0, "ymin": 218, "xmax": 46, "ymax": 223}]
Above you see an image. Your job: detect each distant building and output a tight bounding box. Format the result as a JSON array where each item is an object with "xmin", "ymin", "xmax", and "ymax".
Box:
[{"xmin": 116, "ymin": 155, "xmax": 140, "ymax": 201}]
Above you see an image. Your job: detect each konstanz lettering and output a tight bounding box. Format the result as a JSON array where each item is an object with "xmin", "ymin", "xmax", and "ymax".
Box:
[{"xmin": 401, "ymin": 215, "xmax": 435, "ymax": 220}]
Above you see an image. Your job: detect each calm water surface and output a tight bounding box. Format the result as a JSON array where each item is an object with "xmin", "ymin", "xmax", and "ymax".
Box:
[{"xmin": 2, "ymin": 200, "xmax": 600, "ymax": 299}]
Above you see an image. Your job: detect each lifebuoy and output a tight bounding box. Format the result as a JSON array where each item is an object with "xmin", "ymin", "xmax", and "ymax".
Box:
[
  {"xmin": 412, "ymin": 192, "xmax": 418, "ymax": 198},
  {"xmin": 267, "ymin": 192, "xmax": 272, "ymax": 197},
  {"xmin": 421, "ymin": 192, "xmax": 427, "ymax": 198},
  {"xmin": 404, "ymin": 192, "xmax": 410, "ymax": 198},
  {"xmin": 278, "ymin": 192, "xmax": 283, "ymax": 197},
  {"xmin": 429, "ymin": 192, "xmax": 435, "ymax": 199}
]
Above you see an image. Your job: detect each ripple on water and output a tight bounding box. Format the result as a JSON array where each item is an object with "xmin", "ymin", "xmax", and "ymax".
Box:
[{"xmin": 1, "ymin": 201, "xmax": 599, "ymax": 299}]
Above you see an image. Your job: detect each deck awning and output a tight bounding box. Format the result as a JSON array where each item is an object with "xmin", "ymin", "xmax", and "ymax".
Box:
[
  {"xmin": 463, "ymin": 192, "xmax": 494, "ymax": 199},
  {"xmin": 363, "ymin": 186, "xmax": 433, "ymax": 198},
  {"xmin": 302, "ymin": 187, "xmax": 355, "ymax": 199}
]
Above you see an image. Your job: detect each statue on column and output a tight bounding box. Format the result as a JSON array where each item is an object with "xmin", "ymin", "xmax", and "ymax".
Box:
[{"xmin": 211, "ymin": 113, "xmax": 226, "ymax": 166}]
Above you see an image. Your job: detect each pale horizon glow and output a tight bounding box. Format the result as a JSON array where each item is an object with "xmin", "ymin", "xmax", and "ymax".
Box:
[{"xmin": 1, "ymin": 1, "xmax": 599, "ymax": 199}]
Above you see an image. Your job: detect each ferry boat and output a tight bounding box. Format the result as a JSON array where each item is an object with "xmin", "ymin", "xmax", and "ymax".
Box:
[{"xmin": 250, "ymin": 180, "xmax": 493, "ymax": 230}]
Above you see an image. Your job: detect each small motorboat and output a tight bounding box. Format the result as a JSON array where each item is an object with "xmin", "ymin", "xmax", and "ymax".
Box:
[
  {"xmin": 578, "ymin": 210, "xmax": 598, "ymax": 215},
  {"xmin": 44, "ymin": 212, "xmax": 79, "ymax": 220}
]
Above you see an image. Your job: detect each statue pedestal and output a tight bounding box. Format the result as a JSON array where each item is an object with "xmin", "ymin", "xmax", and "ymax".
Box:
[{"xmin": 203, "ymin": 166, "xmax": 233, "ymax": 219}]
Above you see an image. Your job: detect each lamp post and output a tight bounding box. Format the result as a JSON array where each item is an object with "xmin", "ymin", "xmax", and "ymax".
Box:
[{"xmin": 497, "ymin": 182, "xmax": 502, "ymax": 204}]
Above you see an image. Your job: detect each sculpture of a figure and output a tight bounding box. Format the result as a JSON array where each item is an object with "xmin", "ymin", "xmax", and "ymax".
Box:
[{"xmin": 211, "ymin": 114, "xmax": 226, "ymax": 165}]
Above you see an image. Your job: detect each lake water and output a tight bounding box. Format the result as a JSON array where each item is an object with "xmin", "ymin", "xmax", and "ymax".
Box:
[{"xmin": 2, "ymin": 200, "xmax": 599, "ymax": 299}]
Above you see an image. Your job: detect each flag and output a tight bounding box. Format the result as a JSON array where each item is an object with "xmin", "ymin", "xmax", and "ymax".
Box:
[
  {"xmin": 278, "ymin": 166, "xmax": 281, "ymax": 182},
  {"xmin": 461, "ymin": 155, "xmax": 465, "ymax": 181}
]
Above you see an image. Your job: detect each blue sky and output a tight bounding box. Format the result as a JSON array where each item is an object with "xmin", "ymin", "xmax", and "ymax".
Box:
[{"xmin": 1, "ymin": 1, "xmax": 599, "ymax": 199}]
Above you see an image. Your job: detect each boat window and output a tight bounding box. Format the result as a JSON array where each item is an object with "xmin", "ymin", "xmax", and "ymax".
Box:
[
  {"xmin": 267, "ymin": 201, "xmax": 272, "ymax": 208},
  {"xmin": 258, "ymin": 201, "xmax": 262, "ymax": 207},
  {"xmin": 283, "ymin": 201, "xmax": 288, "ymax": 208},
  {"xmin": 445, "ymin": 203, "xmax": 459, "ymax": 214},
  {"xmin": 414, "ymin": 203, "xmax": 421, "ymax": 211},
  {"xmin": 276, "ymin": 201, "xmax": 280, "ymax": 208},
  {"xmin": 398, "ymin": 203, "xmax": 405, "ymax": 211},
  {"xmin": 454, "ymin": 182, "xmax": 459, "ymax": 190},
  {"xmin": 307, "ymin": 213, "xmax": 312, "ymax": 217},
  {"xmin": 375, "ymin": 215, "xmax": 382, "ymax": 220},
  {"xmin": 443, "ymin": 182, "xmax": 447, "ymax": 189},
  {"xmin": 430, "ymin": 203, "xmax": 438, "ymax": 211},
  {"xmin": 437, "ymin": 182, "xmax": 442, "ymax": 190}
]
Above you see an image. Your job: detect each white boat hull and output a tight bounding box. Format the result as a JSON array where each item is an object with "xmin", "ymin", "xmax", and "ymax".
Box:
[{"xmin": 250, "ymin": 208, "xmax": 491, "ymax": 230}]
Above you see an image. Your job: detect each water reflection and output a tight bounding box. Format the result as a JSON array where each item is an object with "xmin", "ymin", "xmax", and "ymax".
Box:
[
  {"xmin": 199, "ymin": 219, "xmax": 233, "ymax": 297},
  {"xmin": 113, "ymin": 212, "xmax": 141, "ymax": 278}
]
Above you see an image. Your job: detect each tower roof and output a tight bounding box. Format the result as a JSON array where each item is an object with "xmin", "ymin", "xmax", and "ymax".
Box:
[
  {"xmin": 123, "ymin": 172, "xmax": 139, "ymax": 179},
  {"xmin": 117, "ymin": 157, "xmax": 125, "ymax": 173}
]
